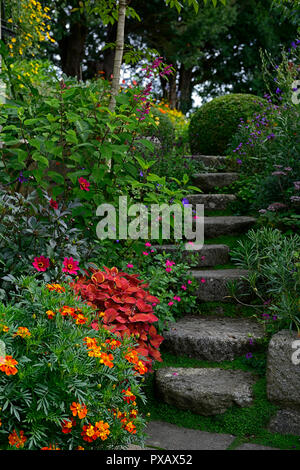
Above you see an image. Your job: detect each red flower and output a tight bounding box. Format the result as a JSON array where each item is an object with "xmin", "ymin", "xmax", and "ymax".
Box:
[
  {"xmin": 78, "ymin": 177, "xmax": 90, "ymax": 191},
  {"xmin": 33, "ymin": 256, "xmax": 50, "ymax": 272},
  {"xmin": 49, "ymin": 198, "xmax": 58, "ymax": 210},
  {"xmin": 62, "ymin": 257, "xmax": 79, "ymax": 275}
]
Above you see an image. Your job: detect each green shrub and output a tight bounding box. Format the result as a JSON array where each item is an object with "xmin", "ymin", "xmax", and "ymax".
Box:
[
  {"xmin": 145, "ymin": 107, "xmax": 175, "ymax": 156},
  {"xmin": 188, "ymin": 93, "xmax": 267, "ymax": 155},
  {"xmin": 230, "ymin": 227, "xmax": 300, "ymax": 332},
  {"xmin": 0, "ymin": 278, "xmax": 148, "ymax": 450}
]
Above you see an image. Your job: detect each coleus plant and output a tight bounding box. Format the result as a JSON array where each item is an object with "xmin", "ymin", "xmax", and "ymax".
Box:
[{"xmin": 71, "ymin": 266, "xmax": 164, "ymax": 370}]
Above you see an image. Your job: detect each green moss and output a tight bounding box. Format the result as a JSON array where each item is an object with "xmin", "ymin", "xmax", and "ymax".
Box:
[{"xmin": 189, "ymin": 94, "xmax": 267, "ymax": 155}]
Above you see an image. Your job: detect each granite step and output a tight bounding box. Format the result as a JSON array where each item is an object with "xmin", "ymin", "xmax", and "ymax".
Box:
[
  {"xmin": 155, "ymin": 367, "xmax": 257, "ymax": 416},
  {"xmin": 187, "ymin": 193, "xmax": 236, "ymax": 211},
  {"xmin": 204, "ymin": 216, "xmax": 256, "ymax": 238},
  {"xmin": 162, "ymin": 316, "xmax": 265, "ymax": 362},
  {"xmin": 184, "ymin": 155, "xmax": 229, "ymax": 170},
  {"xmin": 193, "ymin": 172, "xmax": 239, "ymax": 192},
  {"xmin": 190, "ymin": 269, "xmax": 249, "ymax": 302},
  {"xmin": 154, "ymin": 244, "xmax": 230, "ymax": 267},
  {"xmin": 145, "ymin": 421, "xmax": 236, "ymax": 450}
]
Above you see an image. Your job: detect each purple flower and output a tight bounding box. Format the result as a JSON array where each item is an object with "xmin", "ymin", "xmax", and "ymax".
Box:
[
  {"xmin": 236, "ymin": 158, "xmax": 242, "ymax": 165},
  {"xmin": 182, "ymin": 198, "xmax": 189, "ymax": 206},
  {"xmin": 245, "ymin": 353, "xmax": 253, "ymax": 359}
]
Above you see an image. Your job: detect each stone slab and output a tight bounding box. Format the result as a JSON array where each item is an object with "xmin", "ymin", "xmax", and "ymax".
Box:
[
  {"xmin": 190, "ymin": 269, "xmax": 249, "ymax": 301},
  {"xmin": 145, "ymin": 421, "xmax": 235, "ymax": 450},
  {"xmin": 193, "ymin": 173, "xmax": 239, "ymax": 192},
  {"xmin": 162, "ymin": 316, "xmax": 265, "ymax": 362},
  {"xmin": 268, "ymin": 408, "xmax": 300, "ymax": 436},
  {"xmin": 187, "ymin": 193, "xmax": 236, "ymax": 211},
  {"xmin": 266, "ymin": 330, "xmax": 300, "ymax": 410},
  {"xmin": 155, "ymin": 367, "xmax": 257, "ymax": 416},
  {"xmin": 204, "ymin": 216, "xmax": 256, "ymax": 238},
  {"xmin": 154, "ymin": 244, "xmax": 230, "ymax": 267}
]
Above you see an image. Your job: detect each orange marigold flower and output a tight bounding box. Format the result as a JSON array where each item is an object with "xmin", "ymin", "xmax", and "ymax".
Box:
[
  {"xmin": 94, "ymin": 420, "xmax": 110, "ymax": 441},
  {"xmin": 13, "ymin": 326, "xmax": 31, "ymax": 338},
  {"xmin": 99, "ymin": 352, "xmax": 114, "ymax": 368},
  {"xmin": 81, "ymin": 424, "xmax": 97, "ymax": 442},
  {"xmin": 61, "ymin": 418, "xmax": 75, "ymax": 434},
  {"xmin": 8, "ymin": 429, "xmax": 27, "ymax": 448},
  {"xmin": 46, "ymin": 283, "xmax": 65, "ymax": 293},
  {"xmin": 88, "ymin": 345, "xmax": 102, "ymax": 357},
  {"xmin": 125, "ymin": 349, "xmax": 139, "ymax": 364},
  {"xmin": 124, "ymin": 421, "xmax": 136, "ymax": 434},
  {"xmin": 83, "ymin": 337, "xmax": 98, "ymax": 349},
  {"xmin": 46, "ymin": 310, "xmax": 55, "ymax": 319},
  {"xmin": 105, "ymin": 339, "xmax": 121, "ymax": 350},
  {"xmin": 59, "ymin": 306, "xmax": 76, "ymax": 317},
  {"xmin": 76, "ymin": 446, "xmax": 84, "ymax": 450},
  {"xmin": 70, "ymin": 402, "xmax": 88, "ymax": 419},
  {"xmin": 0, "ymin": 355, "xmax": 18, "ymax": 375},
  {"xmin": 122, "ymin": 388, "xmax": 136, "ymax": 404},
  {"xmin": 134, "ymin": 360, "xmax": 148, "ymax": 375},
  {"xmin": 130, "ymin": 409, "xmax": 138, "ymax": 418},
  {"xmin": 75, "ymin": 314, "xmax": 88, "ymax": 325}
]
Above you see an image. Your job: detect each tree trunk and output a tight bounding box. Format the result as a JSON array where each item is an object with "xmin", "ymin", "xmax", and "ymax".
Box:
[
  {"xmin": 178, "ymin": 64, "xmax": 193, "ymax": 114},
  {"xmin": 109, "ymin": 0, "xmax": 128, "ymax": 112},
  {"xmin": 59, "ymin": 19, "xmax": 88, "ymax": 80}
]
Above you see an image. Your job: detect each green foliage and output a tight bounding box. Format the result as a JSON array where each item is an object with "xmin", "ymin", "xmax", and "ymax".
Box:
[
  {"xmin": 145, "ymin": 107, "xmax": 175, "ymax": 156},
  {"xmin": 230, "ymin": 227, "xmax": 300, "ymax": 332},
  {"xmin": 0, "ymin": 189, "xmax": 98, "ymax": 300},
  {"xmin": 0, "ymin": 278, "xmax": 147, "ymax": 450},
  {"xmin": 189, "ymin": 93, "xmax": 267, "ymax": 155}
]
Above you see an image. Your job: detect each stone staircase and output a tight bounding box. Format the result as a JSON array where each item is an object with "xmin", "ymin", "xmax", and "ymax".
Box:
[{"xmin": 149, "ymin": 154, "xmax": 266, "ymax": 442}]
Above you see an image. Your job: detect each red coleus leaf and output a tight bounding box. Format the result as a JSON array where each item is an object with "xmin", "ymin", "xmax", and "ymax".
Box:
[
  {"xmin": 104, "ymin": 308, "xmax": 118, "ymax": 323},
  {"xmin": 91, "ymin": 271, "xmax": 105, "ymax": 284},
  {"xmin": 136, "ymin": 300, "xmax": 153, "ymax": 313},
  {"xmin": 129, "ymin": 313, "xmax": 159, "ymax": 323}
]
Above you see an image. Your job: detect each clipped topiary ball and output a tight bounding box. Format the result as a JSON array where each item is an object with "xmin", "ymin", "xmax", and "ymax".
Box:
[{"xmin": 188, "ymin": 93, "xmax": 267, "ymax": 155}]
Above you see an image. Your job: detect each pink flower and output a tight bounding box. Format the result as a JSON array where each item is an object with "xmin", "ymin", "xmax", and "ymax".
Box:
[
  {"xmin": 173, "ymin": 296, "xmax": 181, "ymax": 302},
  {"xmin": 150, "ymin": 249, "xmax": 155, "ymax": 253},
  {"xmin": 187, "ymin": 280, "xmax": 192, "ymax": 284},
  {"xmin": 166, "ymin": 259, "xmax": 175, "ymax": 267},
  {"xmin": 145, "ymin": 242, "xmax": 151, "ymax": 247},
  {"xmin": 127, "ymin": 264, "xmax": 134, "ymax": 268},
  {"xmin": 62, "ymin": 257, "xmax": 79, "ymax": 275},
  {"xmin": 78, "ymin": 177, "xmax": 90, "ymax": 191},
  {"xmin": 32, "ymin": 255, "xmax": 50, "ymax": 272},
  {"xmin": 165, "ymin": 267, "xmax": 172, "ymax": 272},
  {"xmin": 142, "ymin": 252, "xmax": 149, "ymax": 256},
  {"xmin": 200, "ymin": 278, "xmax": 206, "ymax": 284},
  {"xmin": 168, "ymin": 301, "xmax": 174, "ymax": 306},
  {"xmin": 201, "ymin": 256, "xmax": 206, "ymax": 261},
  {"xmin": 181, "ymin": 285, "xmax": 187, "ymax": 290}
]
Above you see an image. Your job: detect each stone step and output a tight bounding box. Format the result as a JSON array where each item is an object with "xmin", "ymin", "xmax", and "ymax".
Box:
[
  {"xmin": 193, "ymin": 172, "xmax": 239, "ymax": 192},
  {"xmin": 162, "ymin": 316, "xmax": 265, "ymax": 362},
  {"xmin": 190, "ymin": 269, "xmax": 249, "ymax": 302},
  {"xmin": 154, "ymin": 244, "xmax": 230, "ymax": 267},
  {"xmin": 187, "ymin": 193, "xmax": 236, "ymax": 211},
  {"xmin": 155, "ymin": 367, "xmax": 257, "ymax": 416},
  {"xmin": 184, "ymin": 155, "xmax": 229, "ymax": 170},
  {"xmin": 204, "ymin": 216, "xmax": 256, "ymax": 238},
  {"xmin": 145, "ymin": 421, "xmax": 236, "ymax": 450}
]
